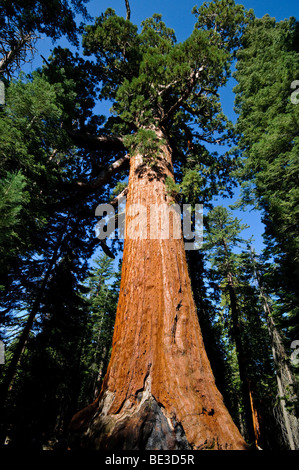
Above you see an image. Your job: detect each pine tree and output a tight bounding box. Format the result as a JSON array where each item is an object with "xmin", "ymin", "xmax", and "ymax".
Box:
[
  {"xmin": 233, "ymin": 14, "xmax": 299, "ymax": 340},
  {"xmin": 0, "ymin": 39, "xmax": 120, "ymax": 436},
  {"xmin": 1, "ymin": 251, "xmax": 90, "ymax": 449},
  {"xmin": 233, "ymin": 16, "xmax": 299, "ymax": 448},
  {"xmin": 0, "ymin": 171, "xmax": 27, "ymax": 285},
  {"xmin": 249, "ymin": 248, "xmax": 299, "ymax": 450},
  {"xmin": 186, "ymin": 250, "xmax": 235, "ymax": 419},
  {"xmin": 79, "ymin": 254, "xmax": 120, "ymax": 403},
  {"xmin": 203, "ymin": 206, "xmax": 277, "ymax": 448},
  {"xmin": 0, "ymin": 72, "xmax": 76, "ymax": 402}
]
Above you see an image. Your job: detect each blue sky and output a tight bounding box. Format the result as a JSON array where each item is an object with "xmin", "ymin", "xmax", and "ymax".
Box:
[
  {"xmin": 84, "ymin": 0, "xmax": 297, "ymax": 40},
  {"xmin": 25, "ymin": 0, "xmax": 298, "ymax": 256}
]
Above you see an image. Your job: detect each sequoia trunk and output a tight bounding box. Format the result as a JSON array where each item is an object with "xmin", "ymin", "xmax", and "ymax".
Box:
[{"xmin": 70, "ymin": 128, "xmax": 248, "ymax": 450}]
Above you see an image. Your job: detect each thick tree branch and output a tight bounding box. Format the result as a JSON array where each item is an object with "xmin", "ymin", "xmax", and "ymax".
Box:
[
  {"xmin": 197, "ymin": 134, "xmax": 225, "ymax": 145},
  {"xmin": 66, "ymin": 130, "xmax": 125, "ymax": 152},
  {"xmin": 77, "ymin": 154, "xmax": 130, "ymax": 191},
  {"xmin": 51, "ymin": 154, "xmax": 130, "ymax": 214},
  {"xmin": 90, "ymin": 187, "xmax": 129, "ymax": 259},
  {"xmin": 157, "ymin": 79, "xmax": 181, "ymax": 97},
  {"xmin": 125, "ymin": 0, "xmax": 131, "ymax": 20},
  {"xmin": 110, "ymin": 186, "xmax": 128, "ymax": 207}
]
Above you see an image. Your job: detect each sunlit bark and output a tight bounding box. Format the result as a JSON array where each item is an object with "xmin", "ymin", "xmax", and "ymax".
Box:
[{"xmin": 70, "ymin": 128, "xmax": 248, "ymax": 450}]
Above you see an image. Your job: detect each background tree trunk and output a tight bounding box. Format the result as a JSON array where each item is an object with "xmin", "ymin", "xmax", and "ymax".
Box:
[
  {"xmin": 250, "ymin": 248, "xmax": 299, "ymax": 450},
  {"xmin": 226, "ymin": 273, "xmax": 257, "ymax": 446},
  {"xmin": 263, "ymin": 299, "xmax": 299, "ymax": 450},
  {"xmin": 0, "ymin": 218, "xmax": 69, "ymax": 411},
  {"xmin": 69, "ymin": 128, "xmax": 248, "ymax": 450}
]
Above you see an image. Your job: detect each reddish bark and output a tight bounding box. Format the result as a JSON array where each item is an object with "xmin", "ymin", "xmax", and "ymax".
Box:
[
  {"xmin": 249, "ymin": 389, "xmax": 262, "ymax": 449},
  {"xmin": 69, "ymin": 128, "xmax": 248, "ymax": 450}
]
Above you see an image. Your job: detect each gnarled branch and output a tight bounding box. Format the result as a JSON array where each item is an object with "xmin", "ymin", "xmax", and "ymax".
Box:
[
  {"xmin": 66, "ymin": 130, "xmax": 125, "ymax": 152},
  {"xmin": 77, "ymin": 153, "xmax": 130, "ymax": 191},
  {"xmin": 0, "ymin": 29, "xmax": 39, "ymax": 79},
  {"xmin": 51, "ymin": 154, "xmax": 130, "ymax": 214}
]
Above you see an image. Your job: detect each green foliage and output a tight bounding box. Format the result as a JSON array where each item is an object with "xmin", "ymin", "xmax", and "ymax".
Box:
[
  {"xmin": 123, "ymin": 128, "xmax": 164, "ymax": 161},
  {"xmin": 165, "ymin": 170, "xmax": 205, "ymax": 206},
  {"xmin": 180, "ymin": 170, "xmax": 203, "ymax": 204},
  {"xmin": 193, "ymin": 0, "xmax": 254, "ymax": 59},
  {"xmin": 0, "ymin": 73, "xmax": 73, "ymax": 255},
  {"xmin": 165, "ymin": 175, "xmax": 180, "ymax": 200},
  {"xmin": 0, "ymin": 171, "xmax": 27, "ymax": 289},
  {"xmin": 0, "ymin": 172, "xmax": 27, "ymax": 243},
  {"xmin": 82, "ymin": 9, "xmax": 140, "ymax": 101},
  {"xmin": 0, "ymin": 0, "xmax": 90, "ymax": 44},
  {"xmin": 0, "ymin": 65, "xmax": 100, "ymax": 338},
  {"xmin": 233, "ymin": 14, "xmax": 299, "ymax": 333},
  {"xmin": 203, "ymin": 205, "xmax": 277, "ymax": 445},
  {"xmin": 79, "ymin": 254, "xmax": 120, "ymax": 401},
  {"xmin": 81, "ymin": 2, "xmax": 250, "ymax": 204},
  {"xmin": 110, "ymin": 181, "xmax": 128, "ymax": 199},
  {"xmin": 204, "ymin": 205, "xmax": 249, "ymax": 260}
]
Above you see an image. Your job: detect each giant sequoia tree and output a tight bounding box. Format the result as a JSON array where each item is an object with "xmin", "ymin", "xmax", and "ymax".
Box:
[{"xmin": 68, "ymin": 0, "xmax": 253, "ymax": 450}]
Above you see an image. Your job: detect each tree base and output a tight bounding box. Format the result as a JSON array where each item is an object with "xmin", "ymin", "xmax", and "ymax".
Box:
[
  {"xmin": 70, "ymin": 374, "xmax": 192, "ymax": 451},
  {"xmin": 69, "ymin": 383, "xmax": 247, "ymax": 450},
  {"xmin": 91, "ymin": 398, "xmax": 190, "ymax": 450}
]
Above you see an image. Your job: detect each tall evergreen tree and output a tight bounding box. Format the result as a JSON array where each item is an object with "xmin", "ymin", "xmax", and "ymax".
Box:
[
  {"xmin": 233, "ymin": 14, "xmax": 299, "ymax": 338},
  {"xmin": 79, "ymin": 254, "xmax": 120, "ymax": 404},
  {"xmin": 203, "ymin": 206, "xmax": 277, "ymax": 448},
  {"xmin": 249, "ymin": 248, "xmax": 299, "ymax": 450},
  {"xmin": 68, "ymin": 0, "xmax": 254, "ymax": 450},
  {"xmin": 187, "ymin": 250, "xmax": 234, "ymax": 419},
  {"xmin": 0, "ymin": 39, "xmax": 122, "ymax": 427},
  {"xmin": 1, "ymin": 251, "xmax": 89, "ymax": 449}
]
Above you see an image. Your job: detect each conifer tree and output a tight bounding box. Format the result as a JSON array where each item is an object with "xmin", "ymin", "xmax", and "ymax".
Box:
[
  {"xmin": 68, "ymin": 0, "xmax": 253, "ymax": 450},
  {"xmin": 80, "ymin": 254, "xmax": 120, "ymax": 403},
  {"xmin": 0, "ymin": 171, "xmax": 27, "ymax": 287},
  {"xmin": 233, "ymin": 14, "xmax": 299, "ymax": 337},
  {"xmin": 0, "ymin": 43, "xmax": 116, "ymax": 428},
  {"xmin": 249, "ymin": 248, "xmax": 299, "ymax": 450},
  {"xmin": 203, "ymin": 206, "xmax": 277, "ymax": 448},
  {"xmin": 1, "ymin": 251, "xmax": 89, "ymax": 448}
]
